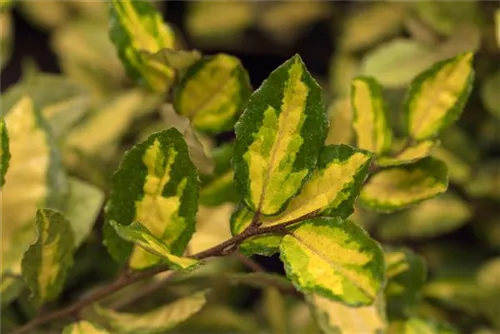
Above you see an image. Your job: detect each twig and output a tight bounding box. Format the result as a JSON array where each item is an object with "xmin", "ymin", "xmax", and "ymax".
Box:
[
  {"xmin": 10, "ymin": 210, "xmax": 318, "ymax": 334},
  {"xmin": 233, "ymin": 252, "xmax": 266, "ymax": 273}
]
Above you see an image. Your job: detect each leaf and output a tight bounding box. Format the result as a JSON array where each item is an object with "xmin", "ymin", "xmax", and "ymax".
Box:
[
  {"xmin": 109, "ymin": 0, "xmax": 176, "ymax": 92},
  {"xmin": 308, "ymin": 293, "xmax": 387, "ymax": 334},
  {"xmin": 432, "ymin": 147, "xmax": 471, "ymax": 184},
  {"xmin": 263, "ymin": 287, "xmax": 287, "ymax": 334},
  {"xmin": 174, "ymin": 53, "xmax": 251, "ymax": 134},
  {"xmin": 384, "ymin": 248, "xmax": 427, "ymax": 318},
  {"xmin": 146, "ymin": 48, "xmax": 202, "ymax": 78},
  {"xmin": 280, "ymin": 217, "xmax": 385, "ymax": 306},
  {"xmin": 377, "ymin": 194, "xmax": 471, "ymax": 240},
  {"xmin": 351, "ymin": 77, "xmax": 392, "ymax": 154},
  {"xmin": 325, "ymin": 98, "xmax": 354, "ymax": 145},
  {"xmin": 389, "ymin": 317, "xmax": 458, "ymax": 334},
  {"xmin": 405, "ymin": 52, "xmax": 475, "ymax": 141},
  {"xmin": 230, "ymin": 206, "xmax": 282, "ymax": 257},
  {"xmin": 104, "ymin": 128, "xmax": 199, "ymax": 269},
  {"xmin": 377, "ymin": 140, "xmax": 436, "ymax": 167},
  {"xmin": 328, "ymin": 53, "xmax": 360, "ymax": 98},
  {"xmin": 481, "ymin": 70, "xmax": 500, "ymax": 119},
  {"xmin": 21, "ymin": 209, "xmax": 74, "ymax": 306},
  {"xmin": 64, "ymin": 177, "xmax": 105, "ymax": 248},
  {"xmin": 110, "ymin": 221, "xmax": 199, "ymax": 271},
  {"xmin": 187, "ymin": 203, "xmax": 233, "ymax": 255},
  {"xmin": 62, "ymin": 321, "xmax": 110, "ymax": 334},
  {"xmin": 261, "ymin": 144, "xmax": 373, "ymax": 225},
  {"xmin": 2, "ymin": 96, "xmax": 68, "ymax": 278},
  {"xmin": 1, "ymin": 73, "xmax": 91, "ymax": 138},
  {"xmin": 0, "ymin": 118, "xmax": 10, "ymax": 186},
  {"xmin": 226, "ymin": 272, "xmax": 293, "ymax": 291},
  {"xmin": 233, "ymin": 54, "xmax": 328, "ymax": 216},
  {"xmin": 1, "ymin": 275, "xmax": 24, "ymax": 306},
  {"xmin": 159, "ymin": 104, "xmax": 215, "ymax": 175},
  {"xmin": 93, "ymin": 289, "xmax": 208, "ymax": 334},
  {"xmin": 360, "ymin": 157, "xmax": 448, "ymax": 212},
  {"xmin": 0, "ymin": 10, "xmax": 12, "ymax": 69},
  {"xmin": 465, "ymin": 161, "xmax": 500, "ymax": 200},
  {"xmin": 496, "ymin": 9, "xmax": 500, "ymax": 48}
]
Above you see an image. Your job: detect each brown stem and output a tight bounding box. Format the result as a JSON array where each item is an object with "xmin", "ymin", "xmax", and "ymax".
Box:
[
  {"xmin": 233, "ymin": 252, "xmax": 266, "ymax": 273},
  {"xmin": 10, "ymin": 210, "xmax": 317, "ymax": 334}
]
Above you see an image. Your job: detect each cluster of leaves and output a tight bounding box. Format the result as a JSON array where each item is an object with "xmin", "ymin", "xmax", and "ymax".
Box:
[{"xmin": 0, "ymin": 1, "xmax": 499, "ymax": 334}]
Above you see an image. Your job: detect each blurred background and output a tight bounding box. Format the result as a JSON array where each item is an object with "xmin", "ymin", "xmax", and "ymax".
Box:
[{"xmin": 1, "ymin": 1, "xmax": 499, "ymax": 333}]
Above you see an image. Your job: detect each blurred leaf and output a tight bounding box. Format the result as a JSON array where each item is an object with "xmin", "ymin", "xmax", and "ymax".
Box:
[
  {"xmin": 341, "ymin": 2, "xmax": 408, "ymax": 52},
  {"xmin": 329, "ymin": 53, "xmax": 359, "ymax": 97},
  {"xmin": 351, "ymin": 77, "xmax": 392, "ymax": 154},
  {"xmin": 360, "ymin": 157, "xmax": 448, "ymax": 212},
  {"xmin": 385, "ymin": 248, "xmax": 427, "ymax": 318},
  {"xmin": 146, "ymin": 48, "xmax": 202, "ymax": 79},
  {"xmin": 308, "ymin": 293, "xmax": 386, "ymax": 334},
  {"xmin": 0, "ymin": 10, "xmax": 12, "ymax": 69},
  {"xmin": 62, "ymin": 321, "xmax": 110, "ymax": 334},
  {"xmin": 226, "ymin": 272, "xmax": 293, "ymax": 292},
  {"xmin": 110, "ymin": 221, "xmax": 199, "ymax": 271},
  {"xmin": 280, "ymin": 217, "xmax": 385, "ymax": 306},
  {"xmin": 377, "ymin": 140, "xmax": 436, "ymax": 167},
  {"xmin": 432, "ymin": 147, "xmax": 471, "ymax": 184},
  {"xmin": 481, "ymin": 70, "xmax": 500, "ymax": 119},
  {"xmin": 0, "ymin": 118, "xmax": 10, "ymax": 186},
  {"xmin": 262, "ymin": 287, "xmax": 287, "ymax": 334},
  {"xmin": 2, "ymin": 97, "xmax": 68, "ymax": 279},
  {"xmin": 104, "ymin": 129, "xmax": 199, "ymax": 269},
  {"xmin": 64, "ymin": 177, "xmax": 104, "ymax": 249},
  {"xmin": 93, "ymin": 290, "xmax": 208, "ymax": 333},
  {"xmin": 187, "ymin": 203, "xmax": 234, "ymax": 255},
  {"xmin": 21, "ymin": 209, "xmax": 74, "ymax": 306},
  {"xmin": 160, "ymin": 104, "xmax": 214, "ymax": 175},
  {"xmin": 1, "ymin": 73, "xmax": 91, "ymax": 139},
  {"xmin": 174, "ymin": 53, "xmax": 251, "ymax": 134},
  {"xmin": 109, "ymin": 0, "xmax": 176, "ymax": 92},
  {"xmin": 1, "ymin": 276, "xmax": 24, "ymax": 306},
  {"xmin": 325, "ymin": 98, "xmax": 354, "ymax": 145},
  {"xmin": 186, "ymin": 1, "xmax": 255, "ymax": 46},
  {"xmin": 496, "ymin": 9, "xmax": 500, "ymax": 48},
  {"xmin": 377, "ymin": 194, "xmax": 471, "ymax": 240},
  {"xmin": 51, "ymin": 21, "xmax": 126, "ymax": 99},
  {"xmin": 257, "ymin": 1, "xmax": 330, "ymax": 45},
  {"xmin": 389, "ymin": 317, "xmax": 458, "ymax": 334},
  {"xmin": 465, "ymin": 161, "xmax": 500, "ymax": 200}
]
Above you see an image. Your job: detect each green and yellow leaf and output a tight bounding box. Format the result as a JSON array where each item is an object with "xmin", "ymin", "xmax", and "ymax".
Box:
[
  {"xmin": 377, "ymin": 140, "xmax": 436, "ymax": 167},
  {"xmin": 351, "ymin": 77, "xmax": 392, "ymax": 154},
  {"xmin": 308, "ymin": 293, "xmax": 386, "ymax": 334},
  {"xmin": 64, "ymin": 177, "xmax": 105, "ymax": 248},
  {"xmin": 280, "ymin": 217, "xmax": 385, "ymax": 306},
  {"xmin": 0, "ymin": 118, "xmax": 10, "ymax": 186},
  {"xmin": 104, "ymin": 128, "xmax": 199, "ymax": 269},
  {"xmin": 1, "ymin": 96, "xmax": 67, "ymax": 279},
  {"xmin": 377, "ymin": 194, "xmax": 471, "ymax": 240},
  {"xmin": 21, "ymin": 209, "xmax": 74, "ymax": 306},
  {"xmin": 146, "ymin": 48, "xmax": 202, "ymax": 79},
  {"xmin": 389, "ymin": 317, "xmax": 458, "ymax": 334},
  {"xmin": 93, "ymin": 289, "xmax": 208, "ymax": 333},
  {"xmin": 385, "ymin": 248, "xmax": 427, "ymax": 318},
  {"xmin": 233, "ymin": 54, "xmax": 328, "ymax": 216},
  {"xmin": 62, "ymin": 321, "xmax": 110, "ymax": 334},
  {"xmin": 360, "ymin": 157, "xmax": 448, "ymax": 212},
  {"xmin": 110, "ymin": 221, "xmax": 199, "ymax": 271},
  {"xmin": 109, "ymin": 0, "xmax": 176, "ymax": 92},
  {"xmin": 174, "ymin": 53, "xmax": 251, "ymax": 134},
  {"xmin": 405, "ymin": 52, "xmax": 475, "ymax": 141}
]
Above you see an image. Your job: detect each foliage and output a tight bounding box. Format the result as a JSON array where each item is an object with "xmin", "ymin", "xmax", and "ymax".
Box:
[{"xmin": 1, "ymin": 1, "xmax": 498, "ymax": 334}]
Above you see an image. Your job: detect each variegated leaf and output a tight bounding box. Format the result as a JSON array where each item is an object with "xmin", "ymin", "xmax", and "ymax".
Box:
[
  {"xmin": 1, "ymin": 96, "xmax": 67, "ymax": 280},
  {"xmin": 110, "ymin": 221, "xmax": 199, "ymax": 271},
  {"xmin": 351, "ymin": 77, "xmax": 392, "ymax": 154},
  {"xmin": 377, "ymin": 194, "xmax": 471, "ymax": 240},
  {"xmin": 147, "ymin": 49, "xmax": 202, "ymax": 76},
  {"xmin": 109, "ymin": 0, "xmax": 176, "ymax": 92},
  {"xmin": 280, "ymin": 217, "xmax": 385, "ymax": 306},
  {"xmin": 234, "ymin": 54, "xmax": 328, "ymax": 216},
  {"xmin": 389, "ymin": 317, "xmax": 458, "ymax": 334},
  {"xmin": 405, "ymin": 52, "xmax": 474, "ymax": 141},
  {"xmin": 230, "ymin": 206, "xmax": 282, "ymax": 257},
  {"xmin": 62, "ymin": 321, "xmax": 110, "ymax": 334},
  {"xmin": 360, "ymin": 157, "xmax": 448, "ymax": 212},
  {"xmin": 21, "ymin": 209, "xmax": 74, "ymax": 306},
  {"xmin": 385, "ymin": 248, "xmax": 427, "ymax": 318},
  {"xmin": 0, "ymin": 118, "xmax": 10, "ymax": 186},
  {"xmin": 93, "ymin": 290, "xmax": 208, "ymax": 333},
  {"xmin": 104, "ymin": 128, "xmax": 199, "ymax": 269},
  {"xmin": 377, "ymin": 140, "xmax": 436, "ymax": 167},
  {"xmin": 308, "ymin": 293, "xmax": 386, "ymax": 334},
  {"xmin": 174, "ymin": 53, "xmax": 251, "ymax": 134}
]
